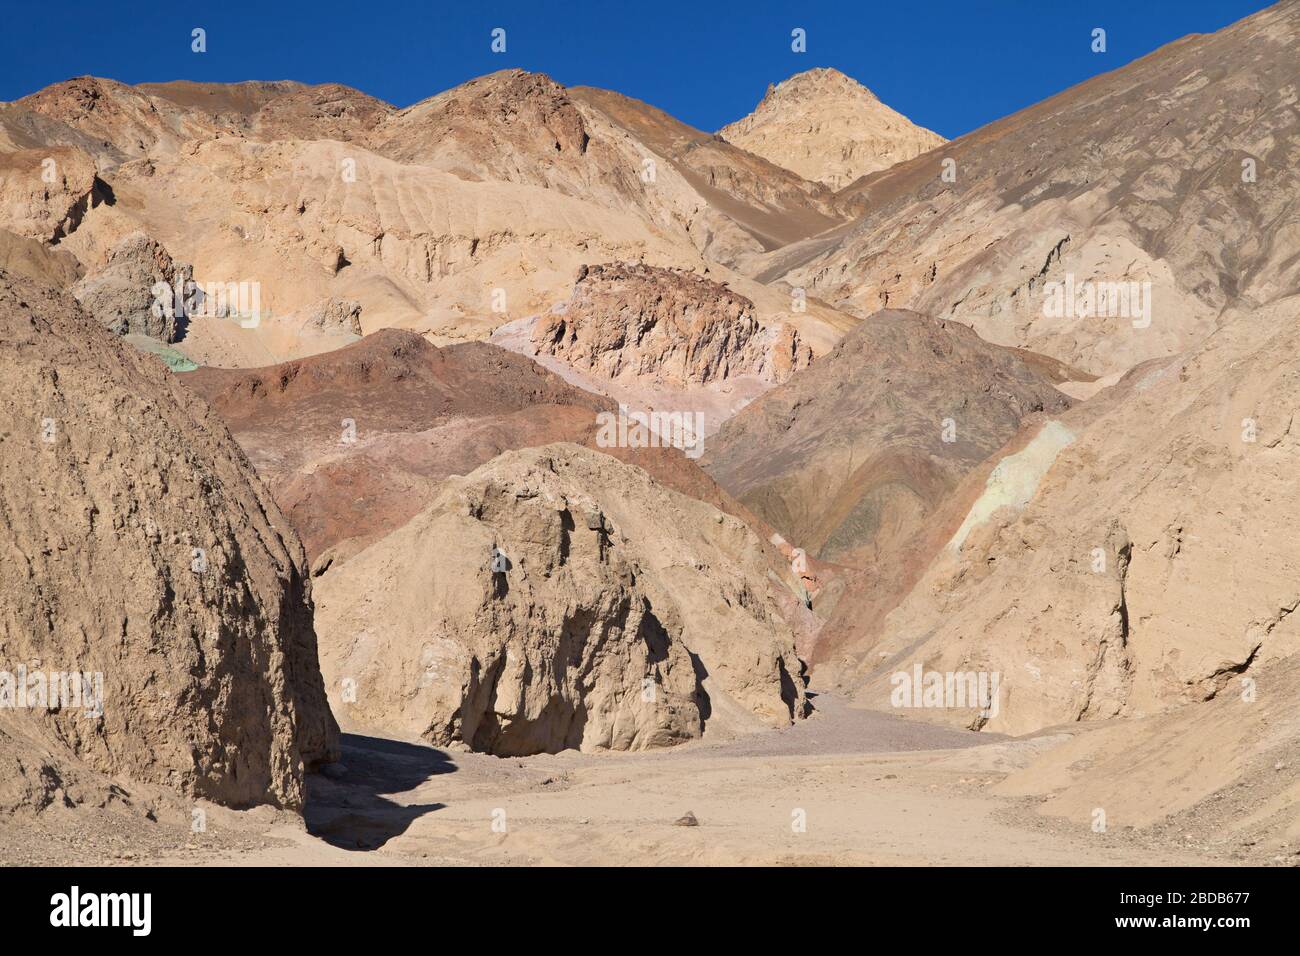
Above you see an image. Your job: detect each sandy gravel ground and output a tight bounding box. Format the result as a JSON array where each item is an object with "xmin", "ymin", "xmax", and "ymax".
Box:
[{"xmin": 0, "ymin": 693, "xmax": 1232, "ymax": 868}]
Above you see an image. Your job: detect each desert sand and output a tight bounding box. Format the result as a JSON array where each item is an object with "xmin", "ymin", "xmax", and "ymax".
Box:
[{"xmin": 2, "ymin": 692, "xmax": 1268, "ymax": 867}]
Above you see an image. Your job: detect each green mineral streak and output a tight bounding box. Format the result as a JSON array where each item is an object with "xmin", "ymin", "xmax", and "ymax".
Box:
[
  {"xmin": 155, "ymin": 348, "xmax": 200, "ymax": 373},
  {"xmin": 947, "ymin": 420, "xmax": 1075, "ymax": 553},
  {"xmin": 123, "ymin": 334, "xmax": 200, "ymax": 372}
]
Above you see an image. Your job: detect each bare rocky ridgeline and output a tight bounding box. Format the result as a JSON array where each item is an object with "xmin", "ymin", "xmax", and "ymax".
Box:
[
  {"xmin": 0, "ymin": 269, "xmax": 337, "ymax": 814},
  {"xmin": 569, "ymin": 85, "xmax": 856, "ymax": 247},
  {"xmin": 773, "ymin": 2, "xmax": 1300, "ymax": 377},
  {"xmin": 366, "ymin": 70, "xmax": 596, "ymax": 188},
  {"xmin": 364, "ymin": 69, "xmax": 844, "ymax": 268},
  {"xmin": 3, "ymin": 77, "xmax": 392, "ymax": 170},
  {"xmin": 533, "ymin": 262, "xmax": 812, "ymax": 388},
  {"xmin": 314, "ymin": 444, "xmax": 808, "ymax": 755},
  {"xmin": 6, "ymin": 77, "xmax": 240, "ymax": 168},
  {"xmin": 0, "ymin": 68, "xmax": 861, "ymax": 363},
  {"xmin": 718, "ymin": 67, "xmax": 946, "ymax": 190}
]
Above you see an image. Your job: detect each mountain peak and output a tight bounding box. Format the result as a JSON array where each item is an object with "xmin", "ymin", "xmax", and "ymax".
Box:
[
  {"xmin": 719, "ymin": 66, "xmax": 943, "ymax": 189},
  {"xmin": 765, "ymin": 67, "xmax": 880, "ymax": 103}
]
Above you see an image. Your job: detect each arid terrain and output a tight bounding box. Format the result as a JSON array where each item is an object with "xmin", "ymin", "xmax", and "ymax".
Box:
[{"xmin": 1, "ymin": 1, "xmax": 1297, "ymax": 868}]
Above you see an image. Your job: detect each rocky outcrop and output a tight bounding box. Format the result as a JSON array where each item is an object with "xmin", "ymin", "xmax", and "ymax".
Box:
[
  {"xmin": 0, "ymin": 270, "xmax": 338, "ymax": 811},
  {"xmin": 216, "ymin": 82, "xmax": 392, "ymax": 141},
  {"xmin": 718, "ymin": 68, "xmax": 945, "ymax": 189},
  {"xmin": 533, "ymin": 262, "xmax": 811, "ymax": 388},
  {"xmin": 366, "ymin": 70, "xmax": 596, "ymax": 190},
  {"xmin": 299, "ymin": 297, "xmax": 362, "ymax": 336},
  {"xmin": 369, "ymin": 68, "xmax": 731, "ymax": 254},
  {"xmin": 0, "ymin": 228, "xmax": 82, "ymax": 287},
  {"xmin": 71, "ymin": 231, "xmax": 191, "ymax": 341},
  {"xmin": 0, "ymin": 147, "xmax": 98, "ymax": 242},
  {"xmin": 314, "ymin": 444, "xmax": 808, "ymax": 754}
]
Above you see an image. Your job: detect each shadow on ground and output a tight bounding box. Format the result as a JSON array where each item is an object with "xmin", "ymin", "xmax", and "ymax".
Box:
[{"xmin": 304, "ymin": 733, "xmax": 456, "ymax": 851}]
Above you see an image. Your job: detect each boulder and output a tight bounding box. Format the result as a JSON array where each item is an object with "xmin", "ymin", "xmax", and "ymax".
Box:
[{"xmin": 71, "ymin": 231, "xmax": 192, "ymax": 341}]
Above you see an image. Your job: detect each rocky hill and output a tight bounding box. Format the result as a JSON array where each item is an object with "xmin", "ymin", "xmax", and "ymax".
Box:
[
  {"xmin": 702, "ymin": 309, "xmax": 1071, "ymax": 574},
  {"xmin": 0, "ymin": 269, "xmax": 337, "ymax": 813},
  {"xmin": 184, "ymin": 329, "xmax": 612, "ymax": 563},
  {"xmin": 849, "ymin": 295, "xmax": 1300, "ymax": 735},
  {"xmin": 313, "ymin": 444, "xmax": 808, "ymax": 754},
  {"xmin": 532, "ymin": 262, "xmax": 810, "ymax": 388}
]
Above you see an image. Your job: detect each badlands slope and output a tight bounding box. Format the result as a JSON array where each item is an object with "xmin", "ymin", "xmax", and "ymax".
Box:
[
  {"xmin": 851, "ymin": 297, "xmax": 1300, "ymax": 732},
  {"xmin": 767, "ymin": 2, "xmax": 1300, "ymax": 377},
  {"xmin": 0, "ymin": 69, "xmax": 858, "ymax": 373},
  {"xmin": 179, "ymin": 323, "xmax": 810, "ymax": 597},
  {"xmin": 184, "ymin": 328, "xmax": 613, "ymax": 563},
  {"xmin": 701, "ymin": 309, "xmax": 1072, "ymax": 570}
]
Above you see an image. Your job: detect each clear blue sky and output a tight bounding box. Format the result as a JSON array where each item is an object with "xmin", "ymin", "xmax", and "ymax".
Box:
[{"xmin": 0, "ymin": 0, "xmax": 1277, "ymax": 139}]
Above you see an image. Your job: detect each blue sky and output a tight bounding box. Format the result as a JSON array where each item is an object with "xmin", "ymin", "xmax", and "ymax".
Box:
[{"xmin": 0, "ymin": 0, "xmax": 1276, "ymax": 139}]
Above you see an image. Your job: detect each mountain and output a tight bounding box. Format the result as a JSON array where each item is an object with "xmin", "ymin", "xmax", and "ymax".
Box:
[
  {"xmin": 2, "ymin": 77, "xmax": 391, "ymax": 169},
  {"xmin": 0, "ymin": 70, "xmax": 862, "ymax": 370},
  {"xmin": 718, "ymin": 68, "xmax": 945, "ymax": 190},
  {"xmin": 767, "ymin": 3, "xmax": 1300, "ymax": 377},
  {"xmin": 570, "ymin": 85, "xmax": 855, "ymax": 249},
  {"xmin": 3, "ymin": 1, "xmax": 1298, "ymax": 863},
  {"xmin": 847, "ymin": 294, "xmax": 1300, "ymax": 736}
]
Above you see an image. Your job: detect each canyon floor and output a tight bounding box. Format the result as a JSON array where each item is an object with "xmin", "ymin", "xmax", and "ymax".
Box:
[{"xmin": 2, "ymin": 693, "xmax": 1267, "ymax": 868}]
